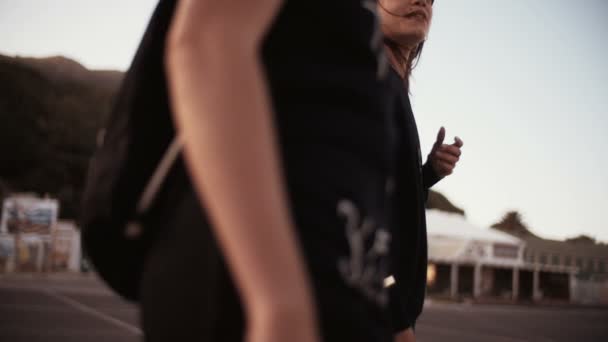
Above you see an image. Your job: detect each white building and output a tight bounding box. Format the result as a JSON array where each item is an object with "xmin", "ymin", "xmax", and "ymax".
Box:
[{"xmin": 426, "ymin": 210, "xmax": 575, "ymax": 302}]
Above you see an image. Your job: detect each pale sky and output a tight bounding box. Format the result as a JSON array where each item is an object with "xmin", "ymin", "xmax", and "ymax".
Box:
[{"xmin": 1, "ymin": 1, "xmax": 607, "ymax": 242}]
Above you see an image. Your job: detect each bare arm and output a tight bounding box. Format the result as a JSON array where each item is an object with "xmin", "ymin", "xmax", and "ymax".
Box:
[
  {"xmin": 165, "ymin": 1, "xmax": 317, "ymax": 340},
  {"xmin": 395, "ymin": 328, "xmax": 416, "ymax": 342}
]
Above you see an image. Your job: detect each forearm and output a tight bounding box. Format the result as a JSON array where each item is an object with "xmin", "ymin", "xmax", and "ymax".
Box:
[
  {"xmin": 395, "ymin": 328, "xmax": 416, "ymax": 342},
  {"xmin": 166, "ymin": 35, "xmax": 314, "ymax": 319}
]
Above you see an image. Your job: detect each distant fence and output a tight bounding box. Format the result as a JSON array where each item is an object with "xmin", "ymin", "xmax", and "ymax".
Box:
[{"xmin": 571, "ymin": 274, "xmax": 608, "ymax": 305}]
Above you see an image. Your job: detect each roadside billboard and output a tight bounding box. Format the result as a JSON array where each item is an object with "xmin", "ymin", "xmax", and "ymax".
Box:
[{"xmin": 0, "ymin": 195, "xmax": 59, "ymax": 235}]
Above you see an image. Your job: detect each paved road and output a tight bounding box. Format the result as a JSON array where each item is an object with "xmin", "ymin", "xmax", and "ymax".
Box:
[
  {"xmin": 0, "ymin": 274, "xmax": 139, "ymax": 342},
  {"xmin": 1, "ymin": 274, "xmax": 607, "ymax": 342},
  {"xmin": 417, "ymin": 301, "xmax": 608, "ymax": 342}
]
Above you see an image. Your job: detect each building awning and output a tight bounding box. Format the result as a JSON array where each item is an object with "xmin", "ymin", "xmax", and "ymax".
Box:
[{"xmin": 426, "ymin": 210, "xmax": 521, "ymax": 245}]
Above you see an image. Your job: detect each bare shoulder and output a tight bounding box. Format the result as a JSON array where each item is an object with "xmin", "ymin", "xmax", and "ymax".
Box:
[{"xmin": 169, "ymin": 0, "xmax": 284, "ymax": 44}]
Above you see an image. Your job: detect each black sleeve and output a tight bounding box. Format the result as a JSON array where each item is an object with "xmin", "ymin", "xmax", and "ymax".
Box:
[
  {"xmin": 388, "ymin": 281, "xmax": 413, "ymax": 334},
  {"xmin": 422, "ymin": 162, "xmax": 441, "ymax": 202}
]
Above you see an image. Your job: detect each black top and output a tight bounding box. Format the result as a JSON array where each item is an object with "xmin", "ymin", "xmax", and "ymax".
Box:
[
  {"xmin": 263, "ymin": 0, "xmax": 397, "ymax": 286},
  {"xmin": 263, "ymin": 0, "xmax": 390, "ymax": 116},
  {"xmin": 261, "ymin": 0, "xmax": 441, "ymax": 335},
  {"xmin": 261, "ymin": 1, "xmax": 410, "ymax": 340}
]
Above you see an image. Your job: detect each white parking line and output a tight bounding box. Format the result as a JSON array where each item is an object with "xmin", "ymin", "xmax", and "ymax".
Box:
[
  {"xmin": 416, "ymin": 324, "xmax": 534, "ymax": 342},
  {"xmin": 43, "ymin": 289, "xmax": 142, "ymax": 336}
]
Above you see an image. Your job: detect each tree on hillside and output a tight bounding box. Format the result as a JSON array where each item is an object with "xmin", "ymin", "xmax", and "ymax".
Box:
[
  {"xmin": 491, "ymin": 211, "xmax": 538, "ymax": 238},
  {"xmin": 426, "ymin": 190, "xmax": 466, "ymax": 216}
]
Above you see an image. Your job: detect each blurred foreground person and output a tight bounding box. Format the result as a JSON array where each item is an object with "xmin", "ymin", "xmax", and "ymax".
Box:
[
  {"xmin": 139, "ymin": 0, "xmax": 410, "ymax": 341},
  {"xmin": 377, "ymin": 1, "xmax": 464, "ymax": 341}
]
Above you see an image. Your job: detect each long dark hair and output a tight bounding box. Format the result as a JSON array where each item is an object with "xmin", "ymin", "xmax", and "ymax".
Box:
[
  {"xmin": 384, "ymin": 38, "xmax": 425, "ymax": 92},
  {"xmin": 377, "ymin": 0, "xmax": 431, "ymax": 91}
]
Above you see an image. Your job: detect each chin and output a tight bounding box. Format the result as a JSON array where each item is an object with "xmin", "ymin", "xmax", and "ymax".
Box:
[{"xmin": 390, "ymin": 29, "xmax": 426, "ymax": 47}]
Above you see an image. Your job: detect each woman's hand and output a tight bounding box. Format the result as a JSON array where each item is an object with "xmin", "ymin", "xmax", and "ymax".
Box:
[{"xmin": 428, "ymin": 126, "xmax": 463, "ymax": 178}]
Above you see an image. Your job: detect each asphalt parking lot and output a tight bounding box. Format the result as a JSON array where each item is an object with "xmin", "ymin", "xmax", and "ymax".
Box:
[{"xmin": 1, "ymin": 274, "xmax": 607, "ymax": 342}]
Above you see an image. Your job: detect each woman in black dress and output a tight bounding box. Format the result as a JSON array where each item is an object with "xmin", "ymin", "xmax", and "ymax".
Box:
[{"xmin": 140, "ymin": 0, "xmax": 408, "ymax": 341}]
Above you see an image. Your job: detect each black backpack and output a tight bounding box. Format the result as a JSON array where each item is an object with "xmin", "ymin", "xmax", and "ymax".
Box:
[{"xmin": 81, "ymin": 0, "xmax": 180, "ymax": 302}]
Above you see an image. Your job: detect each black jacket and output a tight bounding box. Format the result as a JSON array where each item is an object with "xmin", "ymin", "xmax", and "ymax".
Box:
[{"xmin": 387, "ymin": 69, "xmax": 441, "ymax": 333}]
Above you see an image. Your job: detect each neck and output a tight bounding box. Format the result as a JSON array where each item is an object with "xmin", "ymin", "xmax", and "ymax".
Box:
[{"xmin": 384, "ymin": 43, "xmax": 412, "ymax": 80}]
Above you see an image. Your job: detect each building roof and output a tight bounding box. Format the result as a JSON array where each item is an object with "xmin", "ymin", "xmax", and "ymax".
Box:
[
  {"xmin": 427, "ymin": 236, "xmax": 471, "ymax": 263},
  {"xmin": 426, "ymin": 209, "xmax": 521, "ymax": 245}
]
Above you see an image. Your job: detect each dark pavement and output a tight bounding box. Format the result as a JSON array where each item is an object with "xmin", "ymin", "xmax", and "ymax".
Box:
[
  {"xmin": 417, "ymin": 300, "xmax": 608, "ymax": 342},
  {"xmin": 0, "ymin": 274, "xmax": 139, "ymax": 342},
  {"xmin": 1, "ymin": 274, "xmax": 607, "ymax": 342}
]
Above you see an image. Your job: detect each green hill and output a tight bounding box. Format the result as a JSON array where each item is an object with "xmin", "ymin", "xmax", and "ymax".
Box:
[{"xmin": 0, "ymin": 54, "xmax": 122, "ymax": 218}]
